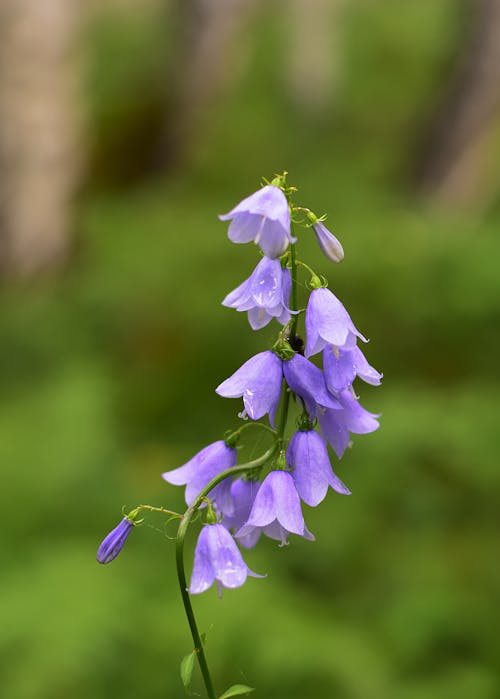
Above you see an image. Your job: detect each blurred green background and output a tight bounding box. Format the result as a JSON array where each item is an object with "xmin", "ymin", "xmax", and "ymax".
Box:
[{"xmin": 1, "ymin": 1, "xmax": 499, "ymax": 698}]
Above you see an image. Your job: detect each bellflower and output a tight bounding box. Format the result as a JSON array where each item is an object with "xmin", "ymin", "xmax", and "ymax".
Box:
[
  {"xmin": 312, "ymin": 220, "xmax": 344, "ymax": 263},
  {"xmin": 219, "ymin": 185, "xmax": 295, "ymax": 258},
  {"xmin": 318, "ymin": 388, "xmax": 380, "ymax": 459},
  {"xmin": 97, "ymin": 517, "xmax": 134, "ymax": 564},
  {"xmin": 236, "ymin": 470, "xmax": 314, "ymax": 546},
  {"xmin": 162, "ymin": 440, "xmax": 236, "ymax": 513},
  {"xmin": 189, "ymin": 523, "xmax": 263, "ymax": 595},
  {"xmin": 222, "ymin": 256, "xmax": 292, "ymax": 330},
  {"xmin": 283, "ymin": 353, "xmax": 340, "ymax": 418},
  {"xmin": 216, "ymin": 350, "xmax": 283, "ymax": 426},
  {"xmin": 323, "ymin": 344, "xmax": 382, "ymax": 393},
  {"xmin": 222, "ymin": 478, "xmax": 261, "ymax": 549},
  {"xmin": 286, "ymin": 430, "xmax": 350, "ymax": 507},
  {"xmin": 305, "ymin": 287, "xmax": 367, "ymax": 358}
]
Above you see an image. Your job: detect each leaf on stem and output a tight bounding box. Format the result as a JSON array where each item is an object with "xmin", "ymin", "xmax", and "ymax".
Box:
[
  {"xmin": 219, "ymin": 684, "xmax": 255, "ymax": 699},
  {"xmin": 180, "ymin": 651, "xmax": 196, "ymax": 690}
]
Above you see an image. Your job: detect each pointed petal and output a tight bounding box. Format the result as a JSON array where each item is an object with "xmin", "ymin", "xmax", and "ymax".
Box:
[
  {"xmin": 352, "ymin": 346, "xmax": 383, "ymax": 386},
  {"xmin": 270, "ymin": 471, "xmax": 305, "ymax": 535},
  {"xmin": 188, "ymin": 526, "xmax": 216, "ymax": 594}
]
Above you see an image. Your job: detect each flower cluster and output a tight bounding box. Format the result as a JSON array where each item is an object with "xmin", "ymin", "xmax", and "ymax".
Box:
[{"xmin": 159, "ymin": 175, "xmax": 381, "ymax": 594}]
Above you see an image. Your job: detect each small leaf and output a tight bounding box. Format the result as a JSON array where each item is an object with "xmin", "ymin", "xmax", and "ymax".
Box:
[
  {"xmin": 180, "ymin": 651, "xmax": 196, "ymax": 690},
  {"xmin": 219, "ymin": 684, "xmax": 255, "ymax": 699},
  {"xmin": 200, "ymin": 632, "xmax": 207, "ymax": 645}
]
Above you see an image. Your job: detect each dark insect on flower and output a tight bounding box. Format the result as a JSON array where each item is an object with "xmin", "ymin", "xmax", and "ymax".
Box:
[{"xmin": 288, "ymin": 334, "xmax": 304, "ymax": 355}]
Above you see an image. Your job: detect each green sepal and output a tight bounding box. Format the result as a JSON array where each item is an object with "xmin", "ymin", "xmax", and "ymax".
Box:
[
  {"xmin": 180, "ymin": 650, "xmax": 196, "ymax": 690},
  {"xmin": 272, "ymin": 337, "xmax": 295, "ymax": 361},
  {"xmin": 218, "ymin": 684, "xmax": 255, "ymax": 699}
]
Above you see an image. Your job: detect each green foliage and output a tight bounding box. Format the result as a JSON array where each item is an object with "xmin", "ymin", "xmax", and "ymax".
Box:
[{"xmin": 2, "ymin": 1, "xmax": 500, "ymax": 699}]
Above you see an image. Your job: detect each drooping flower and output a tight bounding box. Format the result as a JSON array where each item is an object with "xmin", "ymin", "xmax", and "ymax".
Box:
[
  {"xmin": 305, "ymin": 287, "xmax": 367, "ymax": 358},
  {"xmin": 286, "ymin": 430, "xmax": 350, "ymax": 507},
  {"xmin": 318, "ymin": 388, "xmax": 380, "ymax": 459},
  {"xmin": 216, "ymin": 350, "xmax": 283, "ymax": 426},
  {"xmin": 312, "ymin": 220, "xmax": 344, "ymax": 263},
  {"xmin": 162, "ymin": 440, "xmax": 236, "ymax": 513},
  {"xmin": 323, "ymin": 344, "xmax": 382, "ymax": 393},
  {"xmin": 189, "ymin": 523, "xmax": 263, "ymax": 595},
  {"xmin": 221, "ymin": 478, "xmax": 261, "ymax": 549},
  {"xmin": 96, "ymin": 517, "xmax": 135, "ymax": 564},
  {"xmin": 236, "ymin": 470, "xmax": 314, "ymax": 546},
  {"xmin": 219, "ymin": 185, "xmax": 295, "ymax": 258},
  {"xmin": 222, "ymin": 256, "xmax": 292, "ymax": 330},
  {"xmin": 283, "ymin": 353, "xmax": 341, "ymax": 418}
]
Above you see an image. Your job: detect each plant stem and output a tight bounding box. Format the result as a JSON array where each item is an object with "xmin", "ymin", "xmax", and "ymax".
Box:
[{"xmin": 175, "ymin": 445, "xmax": 277, "ymax": 699}]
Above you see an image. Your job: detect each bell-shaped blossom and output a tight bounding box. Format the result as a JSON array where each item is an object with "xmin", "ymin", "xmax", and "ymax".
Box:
[
  {"xmin": 286, "ymin": 430, "xmax": 350, "ymax": 507},
  {"xmin": 222, "ymin": 256, "xmax": 292, "ymax": 330},
  {"xmin": 283, "ymin": 353, "xmax": 341, "ymax": 418},
  {"xmin": 305, "ymin": 288, "xmax": 367, "ymax": 358},
  {"xmin": 162, "ymin": 440, "xmax": 236, "ymax": 513},
  {"xmin": 312, "ymin": 221, "xmax": 344, "ymax": 263},
  {"xmin": 323, "ymin": 344, "xmax": 382, "ymax": 393},
  {"xmin": 318, "ymin": 388, "xmax": 380, "ymax": 459},
  {"xmin": 221, "ymin": 478, "xmax": 261, "ymax": 549},
  {"xmin": 189, "ymin": 523, "xmax": 263, "ymax": 595},
  {"xmin": 97, "ymin": 517, "xmax": 134, "ymax": 564},
  {"xmin": 219, "ymin": 185, "xmax": 295, "ymax": 258},
  {"xmin": 236, "ymin": 470, "xmax": 314, "ymax": 546},
  {"xmin": 216, "ymin": 350, "xmax": 283, "ymax": 426}
]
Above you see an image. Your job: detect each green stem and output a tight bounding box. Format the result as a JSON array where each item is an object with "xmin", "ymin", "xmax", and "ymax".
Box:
[
  {"xmin": 225, "ymin": 421, "xmax": 277, "ymax": 444},
  {"xmin": 175, "ymin": 444, "xmax": 277, "ymax": 699}
]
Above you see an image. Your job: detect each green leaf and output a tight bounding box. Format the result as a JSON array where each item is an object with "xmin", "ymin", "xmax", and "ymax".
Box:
[
  {"xmin": 180, "ymin": 651, "xmax": 196, "ymax": 690},
  {"xmin": 218, "ymin": 684, "xmax": 255, "ymax": 699}
]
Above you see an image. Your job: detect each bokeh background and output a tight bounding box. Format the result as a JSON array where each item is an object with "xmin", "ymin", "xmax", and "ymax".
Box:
[{"xmin": 1, "ymin": 0, "xmax": 499, "ymax": 697}]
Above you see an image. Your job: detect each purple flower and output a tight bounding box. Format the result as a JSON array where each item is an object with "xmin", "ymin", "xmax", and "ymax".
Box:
[
  {"xmin": 216, "ymin": 350, "xmax": 283, "ymax": 426},
  {"xmin": 96, "ymin": 517, "xmax": 134, "ymax": 564},
  {"xmin": 286, "ymin": 430, "xmax": 350, "ymax": 507},
  {"xmin": 189, "ymin": 523, "xmax": 263, "ymax": 595},
  {"xmin": 219, "ymin": 185, "xmax": 295, "ymax": 258},
  {"xmin": 305, "ymin": 288, "xmax": 367, "ymax": 358},
  {"xmin": 312, "ymin": 221, "xmax": 344, "ymax": 263},
  {"xmin": 236, "ymin": 470, "xmax": 314, "ymax": 546},
  {"xmin": 162, "ymin": 440, "xmax": 236, "ymax": 513},
  {"xmin": 222, "ymin": 478, "xmax": 262, "ymax": 549},
  {"xmin": 283, "ymin": 353, "xmax": 341, "ymax": 418},
  {"xmin": 318, "ymin": 388, "xmax": 380, "ymax": 459},
  {"xmin": 323, "ymin": 344, "xmax": 382, "ymax": 393},
  {"xmin": 222, "ymin": 256, "xmax": 292, "ymax": 330}
]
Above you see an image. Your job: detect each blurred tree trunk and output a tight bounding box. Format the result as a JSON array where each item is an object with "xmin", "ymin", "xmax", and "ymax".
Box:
[
  {"xmin": 0, "ymin": 0, "xmax": 82, "ymax": 278},
  {"xmin": 163, "ymin": 0, "xmax": 260, "ymax": 167},
  {"xmin": 415, "ymin": 0, "xmax": 500, "ymax": 212},
  {"xmin": 286, "ymin": 0, "xmax": 345, "ymax": 115}
]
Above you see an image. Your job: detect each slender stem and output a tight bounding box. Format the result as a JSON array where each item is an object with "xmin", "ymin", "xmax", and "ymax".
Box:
[
  {"xmin": 175, "ymin": 445, "xmax": 277, "ymax": 699},
  {"xmin": 226, "ymin": 421, "xmax": 277, "ymax": 442}
]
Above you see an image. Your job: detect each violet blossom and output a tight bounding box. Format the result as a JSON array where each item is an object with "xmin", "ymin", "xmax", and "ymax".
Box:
[
  {"xmin": 305, "ymin": 287, "xmax": 367, "ymax": 358},
  {"xmin": 222, "ymin": 256, "xmax": 292, "ymax": 330},
  {"xmin": 312, "ymin": 220, "xmax": 344, "ymax": 263},
  {"xmin": 189, "ymin": 523, "xmax": 263, "ymax": 595},
  {"xmin": 96, "ymin": 517, "xmax": 135, "ymax": 564},
  {"xmin": 236, "ymin": 470, "xmax": 315, "ymax": 546},
  {"xmin": 286, "ymin": 430, "xmax": 350, "ymax": 507},
  {"xmin": 216, "ymin": 350, "xmax": 283, "ymax": 426},
  {"xmin": 219, "ymin": 185, "xmax": 295, "ymax": 258}
]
